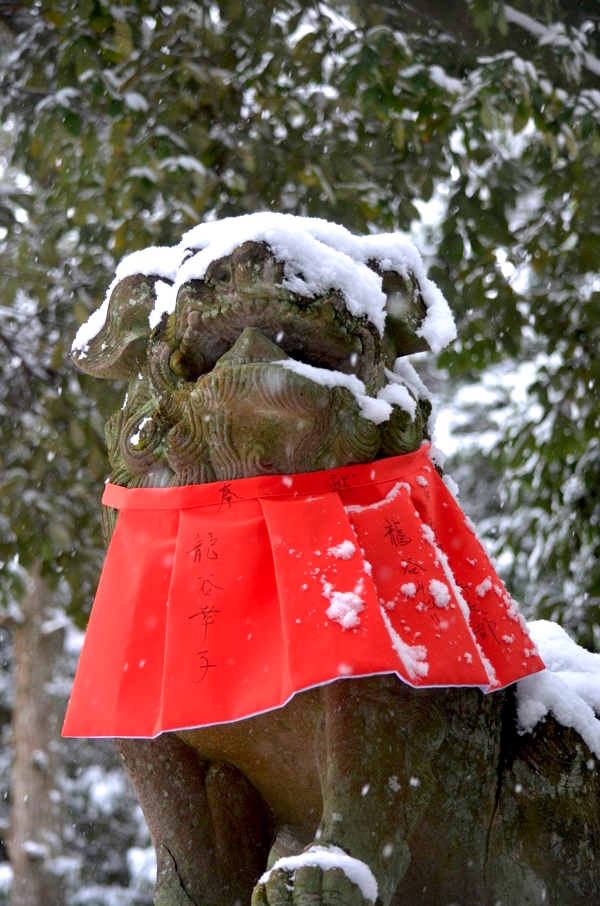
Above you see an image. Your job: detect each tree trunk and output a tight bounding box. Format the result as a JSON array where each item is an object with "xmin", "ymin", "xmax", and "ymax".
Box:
[{"xmin": 9, "ymin": 562, "xmax": 65, "ymax": 906}]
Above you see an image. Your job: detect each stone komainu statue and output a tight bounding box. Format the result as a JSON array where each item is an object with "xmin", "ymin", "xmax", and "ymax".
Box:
[{"xmin": 64, "ymin": 215, "xmax": 599, "ymax": 906}]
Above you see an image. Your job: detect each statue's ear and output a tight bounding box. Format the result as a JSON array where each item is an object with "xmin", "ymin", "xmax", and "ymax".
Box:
[
  {"xmin": 72, "ymin": 274, "xmax": 167, "ymax": 379},
  {"xmin": 377, "ymin": 268, "xmax": 430, "ymax": 357}
]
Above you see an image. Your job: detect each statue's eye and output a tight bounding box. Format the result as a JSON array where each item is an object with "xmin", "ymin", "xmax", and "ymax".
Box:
[{"xmin": 209, "ymin": 263, "xmax": 233, "ymax": 285}]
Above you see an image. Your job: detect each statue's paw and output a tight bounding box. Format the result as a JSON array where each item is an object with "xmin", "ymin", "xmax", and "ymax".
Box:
[{"xmin": 251, "ymin": 847, "xmax": 377, "ymax": 906}]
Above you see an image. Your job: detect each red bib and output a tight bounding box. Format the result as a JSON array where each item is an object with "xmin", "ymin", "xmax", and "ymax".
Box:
[{"xmin": 63, "ymin": 444, "xmax": 544, "ymax": 738}]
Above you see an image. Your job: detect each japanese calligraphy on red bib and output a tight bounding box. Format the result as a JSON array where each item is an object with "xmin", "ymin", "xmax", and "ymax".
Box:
[{"xmin": 63, "ymin": 444, "xmax": 544, "ymax": 738}]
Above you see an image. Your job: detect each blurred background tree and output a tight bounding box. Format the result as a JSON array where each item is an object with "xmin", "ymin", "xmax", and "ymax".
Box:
[{"xmin": 0, "ymin": 0, "xmax": 598, "ymax": 900}]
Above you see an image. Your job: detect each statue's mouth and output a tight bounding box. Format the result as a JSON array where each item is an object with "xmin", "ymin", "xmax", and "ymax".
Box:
[{"xmin": 169, "ymin": 292, "xmax": 382, "ymax": 390}]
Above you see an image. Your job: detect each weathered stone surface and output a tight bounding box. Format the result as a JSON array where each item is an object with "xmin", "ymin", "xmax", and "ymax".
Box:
[
  {"xmin": 116, "ymin": 684, "xmax": 599, "ymax": 906},
  {"xmin": 394, "ymin": 687, "xmax": 600, "ymax": 905},
  {"xmin": 75, "ymin": 242, "xmax": 431, "ymax": 497}
]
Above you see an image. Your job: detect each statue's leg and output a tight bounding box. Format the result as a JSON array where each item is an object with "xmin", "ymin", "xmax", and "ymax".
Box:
[
  {"xmin": 252, "ymin": 676, "xmax": 447, "ymax": 906},
  {"xmin": 115, "ymin": 734, "xmax": 272, "ymax": 906}
]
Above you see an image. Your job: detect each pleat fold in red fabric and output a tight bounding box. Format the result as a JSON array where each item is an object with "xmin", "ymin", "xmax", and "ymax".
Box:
[{"xmin": 63, "ymin": 444, "xmax": 545, "ymax": 738}]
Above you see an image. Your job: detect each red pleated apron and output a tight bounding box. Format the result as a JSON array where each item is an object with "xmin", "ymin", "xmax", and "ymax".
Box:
[{"xmin": 63, "ymin": 444, "xmax": 544, "ymax": 738}]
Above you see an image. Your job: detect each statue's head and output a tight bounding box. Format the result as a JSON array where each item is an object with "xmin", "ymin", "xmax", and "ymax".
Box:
[{"xmin": 72, "ymin": 214, "xmax": 455, "ymax": 486}]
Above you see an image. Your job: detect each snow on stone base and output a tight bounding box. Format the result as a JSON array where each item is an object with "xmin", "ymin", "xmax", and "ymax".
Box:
[
  {"xmin": 517, "ymin": 620, "xmax": 600, "ymax": 758},
  {"xmin": 259, "ymin": 845, "xmax": 378, "ymax": 903}
]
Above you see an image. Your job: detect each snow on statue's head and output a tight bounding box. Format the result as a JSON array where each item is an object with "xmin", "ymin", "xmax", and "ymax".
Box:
[{"xmin": 71, "ymin": 213, "xmax": 456, "ymax": 492}]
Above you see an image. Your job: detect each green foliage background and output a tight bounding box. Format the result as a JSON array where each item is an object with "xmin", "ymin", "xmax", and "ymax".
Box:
[{"xmin": 0, "ymin": 0, "xmax": 598, "ymax": 644}]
